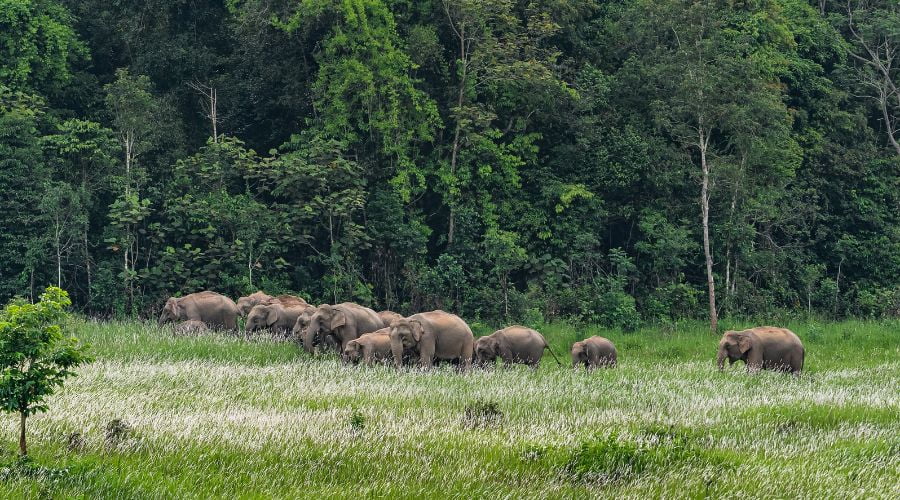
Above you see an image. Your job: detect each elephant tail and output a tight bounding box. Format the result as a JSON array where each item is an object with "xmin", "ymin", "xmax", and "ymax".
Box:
[{"xmin": 544, "ymin": 344, "xmax": 563, "ymax": 367}]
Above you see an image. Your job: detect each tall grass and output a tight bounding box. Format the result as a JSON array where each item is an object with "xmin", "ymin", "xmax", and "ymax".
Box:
[{"xmin": 0, "ymin": 318, "xmax": 896, "ymax": 498}]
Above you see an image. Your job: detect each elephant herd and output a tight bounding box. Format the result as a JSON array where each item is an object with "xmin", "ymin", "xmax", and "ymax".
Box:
[{"xmin": 159, "ymin": 291, "xmax": 806, "ymax": 374}]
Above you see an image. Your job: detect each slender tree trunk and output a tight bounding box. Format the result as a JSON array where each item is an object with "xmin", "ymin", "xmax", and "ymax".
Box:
[
  {"xmin": 447, "ymin": 20, "xmax": 467, "ymax": 247},
  {"xmin": 834, "ymin": 257, "xmax": 843, "ymax": 317},
  {"xmin": 878, "ymin": 80, "xmax": 900, "ymax": 156},
  {"xmin": 55, "ymin": 213, "xmax": 62, "ymax": 288},
  {"xmin": 19, "ymin": 412, "xmax": 27, "ymax": 456},
  {"xmin": 211, "ymin": 87, "xmax": 218, "ymax": 143},
  {"xmin": 699, "ymin": 127, "xmax": 718, "ymax": 333},
  {"xmin": 84, "ymin": 224, "xmax": 92, "ymax": 306}
]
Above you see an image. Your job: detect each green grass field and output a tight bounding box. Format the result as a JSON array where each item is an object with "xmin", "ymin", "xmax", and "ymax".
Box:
[{"xmin": 1, "ymin": 318, "xmax": 898, "ymax": 498}]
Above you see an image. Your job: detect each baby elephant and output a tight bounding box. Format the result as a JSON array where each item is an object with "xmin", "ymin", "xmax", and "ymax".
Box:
[
  {"xmin": 571, "ymin": 336, "xmax": 617, "ymax": 369},
  {"xmin": 717, "ymin": 326, "xmax": 804, "ymax": 374},
  {"xmin": 343, "ymin": 328, "xmax": 393, "ymax": 365},
  {"xmin": 474, "ymin": 326, "xmax": 561, "ymax": 368},
  {"xmin": 174, "ymin": 320, "xmax": 209, "ymax": 335}
]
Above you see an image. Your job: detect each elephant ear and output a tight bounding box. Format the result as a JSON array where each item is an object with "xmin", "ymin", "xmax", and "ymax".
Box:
[
  {"xmin": 330, "ymin": 308, "xmax": 347, "ymax": 330},
  {"xmin": 170, "ymin": 298, "xmax": 183, "ymax": 318},
  {"xmin": 410, "ymin": 320, "xmax": 424, "ymax": 342},
  {"xmin": 265, "ymin": 305, "xmax": 280, "ymax": 326},
  {"xmin": 737, "ymin": 332, "xmax": 753, "ymax": 353},
  {"xmin": 489, "ymin": 336, "xmax": 502, "ymax": 354}
]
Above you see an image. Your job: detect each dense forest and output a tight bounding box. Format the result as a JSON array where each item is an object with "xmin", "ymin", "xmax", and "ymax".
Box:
[{"xmin": 1, "ymin": 0, "xmax": 898, "ymax": 326}]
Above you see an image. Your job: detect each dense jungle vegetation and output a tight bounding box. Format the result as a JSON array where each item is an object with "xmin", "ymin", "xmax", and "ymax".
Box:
[{"xmin": 1, "ymin": 0, "xmax": 899, "ymax": 327}]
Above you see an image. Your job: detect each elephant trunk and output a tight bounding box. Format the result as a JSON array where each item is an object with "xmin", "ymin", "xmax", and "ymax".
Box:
[
  {"xmin": 390, "ymin": 337, "xmax": 405, "ymax": 368},
  {"xmin": 717, "ymin": 347, "xmax": 726, "ymax": 371}
]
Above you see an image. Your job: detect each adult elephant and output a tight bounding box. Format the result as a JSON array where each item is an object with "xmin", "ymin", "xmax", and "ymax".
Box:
[
  {"xmin": 571, "ymin": 336, "xmax": 617, "ymax": 369},
  {"xmin": 717, "ymin": 326, "xmax": 804, "ymax": 374},
  {"xmin": 389, "ymin": 310, "xmax": 474, "ymax": 370},
  {"xmin": 236, "ymin": 291, "xmax": 273, "ymax": 316},
  {"xmin": 237, "ymin": 292, "xmax": 309, "ymax": 316},
  {"xmin": 377, "ymin": 310, "xmax": 403, "ymax": 328},
  {"xmin": 304, "ymin": 303, "xmax": 383, "ymax": 353},
  {"xmin": 474, "ymin": 326, "xmax": 561, "ymax": 368},
  {"xmin": 273, "ymin": 294, "xmax": 309, "ymax": 308},
  {"xmin": 246, "ymin": 303, "xmax": 314, "ymax": 337},
  {"xmin": 158, "ymin": 291, "xmax": 239, "ymax": 330}
]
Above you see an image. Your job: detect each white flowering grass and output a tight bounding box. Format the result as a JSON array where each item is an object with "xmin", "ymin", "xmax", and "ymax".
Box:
[{"xmin": 0, "ymin": 318, "xmax": 896, "ymax": 498}]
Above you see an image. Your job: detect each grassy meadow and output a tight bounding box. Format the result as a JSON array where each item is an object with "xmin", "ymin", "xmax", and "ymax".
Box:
[{"xmin": 0, "ymin": 318, "xmax": 897, "ymax": 498}]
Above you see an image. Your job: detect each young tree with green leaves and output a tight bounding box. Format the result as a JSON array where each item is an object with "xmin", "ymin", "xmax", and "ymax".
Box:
[{"xmin": 0, "ymin": 287, "xmax": 91, "ymax": 456}]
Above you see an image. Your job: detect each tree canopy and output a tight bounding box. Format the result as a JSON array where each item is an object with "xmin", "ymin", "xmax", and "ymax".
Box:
[{"xmin": 0, "ymin": 0, "xmax": 897, "ymax": 325}]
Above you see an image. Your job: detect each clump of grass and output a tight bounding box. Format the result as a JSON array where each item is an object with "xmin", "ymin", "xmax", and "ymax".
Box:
[
  {"xmin": 565, "ymin": 429, "xmax": 733, "ymax": 485},
  {"xmin": 66, "ymin": 432, "xmax": 84, "ymax": 452},
  {"xmin": 464, "ymin": 400, "xmax": 504, "ymax": 428},
  {"xmin": 104, "ymin": 419, "xmax": 133, "ymax": 449},
  {"xmin": 348, "ymin": 410, "xmax": 366, "ymax": 431}
]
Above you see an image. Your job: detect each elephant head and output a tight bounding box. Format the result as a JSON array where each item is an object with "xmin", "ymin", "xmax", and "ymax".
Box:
[
  {"xmin": 571, "ymin": 341, "xmax": 587, "ymax": 368},
  {"xmin": 245, "ymin": 304, "xmax": 279, "ymax": 333},
  {"xmin": 474, "ymin": 336, "xmax": 500, "ymax": 367},
  {"xmin": 158, "ymin": 297, "xmax": 182, "ymax": 325},
  {"xmin": 293, "ymin": 309, "xmax": 314, "ymax": 342},
  {"xmin": 307, "ymin": 304, "xmax": 348, "ymax": 351},
  {"xmin": 389, "ymin": 318, "xmax": 424, "ymax": 367},
  {"xmin": 237, "ymin": 291, "xmax": 273, "ymax": 317},
  {"xmin": 343, "ymin": 340, "xmax": 362, "ymax": 365},
  {"xmin": 717, "ymin": 330, "xmax": 753, "ymax": 370}
]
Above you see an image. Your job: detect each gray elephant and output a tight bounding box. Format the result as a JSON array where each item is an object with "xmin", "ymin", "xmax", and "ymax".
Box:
[
  {"xmin": 377, "ymin": 310, "xmax": 403, "ymax": 328},
  {"xmin": 389, "ymin": 310, "xmax": 474, "ymax": 370},
  {"xmin": 158, "ymin": 291, "xmax": 239, "ymax": 330},
  {"xmin": 717, "ymin": 326, "xmax": 804, "ymax": 374},
  {"xmin": 304, "ymin": 303, "xmax": 383, "ymax": 353},
  {"xmin": 174, "ymin": 320, "xmax": 208, "ymax": 335},
  {"xmin": 343, "ymin": 328, "xmax": 393, "ymax": 365},
  {"xmin": 236, "ymin": 291, "xmax": 273, "ymax": 316},
  {"xmin": 474, "ymin": 326, "xmax": 562, "ymax": 368},
  {"xmin": 246, "ymin": 302, "xmax": 313, "ymax": 337},
  {"xmin": 571, "ymin": 336, "xmax": 617, "ymax": 369}
]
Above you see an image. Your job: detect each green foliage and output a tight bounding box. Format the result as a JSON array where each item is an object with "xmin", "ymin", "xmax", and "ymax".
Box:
[
  {"xmin": 0, "ymin": 0, "xmax": 84, "ymax": 93},
  {"xmin": 0, "ymin": 0, "xmax": 897, "ymax": 324}
]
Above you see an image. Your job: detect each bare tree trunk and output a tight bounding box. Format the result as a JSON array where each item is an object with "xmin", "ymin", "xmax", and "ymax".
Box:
[
  {"xmin": 834, "ymin": 257, "xmax": 843, "ymax": 317},
  {"xmin": 211, "ymin": 87, "xmax": 218, "ymax": 143},
  {"xmin": 19, "ymin": 412, "xmax": 27, "ymax": 456},
  {"xmin": 445, "ymin": 7, "xmax": 468, "ymax": 247},
  {"xmin": 187, "ymin": 80, "xmax": 219, "ymax": 143},
  {"xmin": 699, "ymin": 126, "xmax": 718, "ymax": 333},
  {"xmin": 878, "ymin": 79, "xmax": 900, "ymax": 155},
  {"xmin": 84, "ymin": 225, "xmax": 92, "ymax": 306}
]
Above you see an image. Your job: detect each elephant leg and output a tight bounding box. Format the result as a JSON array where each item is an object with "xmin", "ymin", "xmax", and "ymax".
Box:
[
  {"xmin": 362, "ymin": 344, "xmax": 375, "ymax": 366},
  {"xmin": 418, "ymin": 340, "xmax": 435, "ymax": 369}
]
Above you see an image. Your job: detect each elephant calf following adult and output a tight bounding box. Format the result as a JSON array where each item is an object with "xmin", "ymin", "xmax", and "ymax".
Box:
[
  {"xmin": 303, "ymin": 303, "xmax": 383, "ymax": 354},
  {"xmin": 571, "ymin": 336, "xmax": 617, "ymax": 370},
  {"xmin": 474, "ymin": 326, "xmax": 561, "ymax": 368},
  {"xmin": 159, "ymin": 291, "xmax": 239, "ymax": 331},
  {"xmin": 389, "ymin": 310, "xmax": 474, "ymax": 370},
  {"xmin": 174, "ymin": 320, "xmax": 209, "ymax": 335},
  {"xmin": 717, "ymin": 326, "xmax": 804, "ymax": 374},
  {"xmin": 343, "ymin": 328, "xmax": 393, "ymax": 365}
]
